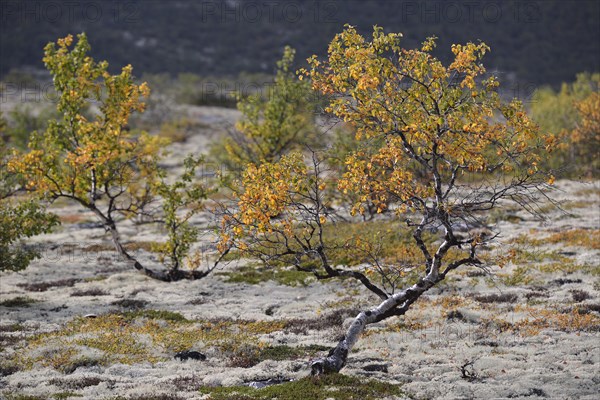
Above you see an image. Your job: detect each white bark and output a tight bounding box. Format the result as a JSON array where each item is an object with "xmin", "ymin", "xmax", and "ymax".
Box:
[{"xmin": 311, "ymin": 275, "xmax": 438, "ymax": 375}]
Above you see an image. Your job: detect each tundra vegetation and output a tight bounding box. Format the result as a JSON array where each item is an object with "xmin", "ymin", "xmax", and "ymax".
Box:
[
  {"xmin": 530, "ymin": 72, "xmax": 600, "ymax": 176},
  {"xmin": 0, "ymin": 25, "xmax": 599, "ymax": 400}
]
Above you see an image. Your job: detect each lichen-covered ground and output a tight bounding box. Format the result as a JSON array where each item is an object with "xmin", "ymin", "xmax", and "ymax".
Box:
[{"xmin": 1, "ymin": 106, "xmax": 599, "ymax": 400}]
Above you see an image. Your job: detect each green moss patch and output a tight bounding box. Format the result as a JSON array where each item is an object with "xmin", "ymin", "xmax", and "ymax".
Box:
[
  {"xmin": 122, "ymin": 309, "xmax": 190, "ymax": 323},
  {"xmin": 217, "ymin": 265, "xmax": 315, "ymax": 286},
  {"xmin": 0, "ymin": 296, "xmax": 38, "ymax": 307},
  {"xmin": 199, "ymin": 374, "xmax": 405, "ymax": 400}
]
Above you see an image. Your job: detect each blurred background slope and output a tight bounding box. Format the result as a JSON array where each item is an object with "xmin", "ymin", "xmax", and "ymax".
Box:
[{"xmin": 1, "ymin": 0, "xmax": 598, "ymax": 87}]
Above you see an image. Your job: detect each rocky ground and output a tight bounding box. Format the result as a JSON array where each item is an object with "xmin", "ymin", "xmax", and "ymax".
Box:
[{"xmin": 1, "ymin": 104, "xmax": 599, "ymax": 400}]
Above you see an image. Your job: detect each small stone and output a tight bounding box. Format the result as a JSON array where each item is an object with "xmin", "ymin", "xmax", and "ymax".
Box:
[
  {"xmin": 363, "ymin": 363, "xmax": 388, "ymax": 373},
  {"xmin": 265, "ymin": 305, "xmax": 279, "ymax": 316},
  {"xmin": 175, "ymin": 350, "xmax": 206, "ymax": 361}
]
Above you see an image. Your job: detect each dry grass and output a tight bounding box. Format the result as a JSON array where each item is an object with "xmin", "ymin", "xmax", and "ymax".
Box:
[
  {"xmin": 545, "ymin": 229, "xmax": 600, "ymax": 250},
  {"xmin": 510, "ymin": 229, "xmax": 600, "ymax": 250},
  {"xmin": 59, "ymin": 214, "xmax": 88, "ymax": 224},
  {"xmin": 573, "ymin": 187, "xmax": 600, "ymax": 197},
  {"xmin": 431, "ymin": 295, "xmax": 470, "ymax": 309},
  {"xmin": 482, "ymin": 305, "xmax": 600, "ymax": 337},
  {"xmin": 562, "ymin": 200, "xmax": 593, "ymax": 210},
  {"xmin": 495, "ymin": 266, "xmax": 534, "ymax": 287},
  {"xmin": 514, "ymin": 306, "xmax": 600, "ymax": 335}
]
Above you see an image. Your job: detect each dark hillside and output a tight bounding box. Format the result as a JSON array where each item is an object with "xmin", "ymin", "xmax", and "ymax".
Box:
[{"xmin": 1, "ymin": 0, "xmax": 598, "ymax": 87}]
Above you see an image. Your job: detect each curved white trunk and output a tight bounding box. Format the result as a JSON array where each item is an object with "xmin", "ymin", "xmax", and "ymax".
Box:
[{"xmin": 311, "ymin": 276, "xmax": 438, "ymax": 375}]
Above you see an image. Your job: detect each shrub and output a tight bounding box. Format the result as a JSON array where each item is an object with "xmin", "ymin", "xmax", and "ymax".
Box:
[
  {"xmin": 8, "ymin": 34, "xmax": 222, "ymax": 281},
  {"xmin": 222, "ymin": 25, "xmax": 554, "ymax": 374}
]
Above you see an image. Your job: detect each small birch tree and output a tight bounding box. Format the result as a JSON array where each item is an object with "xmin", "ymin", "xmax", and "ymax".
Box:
[
  {"xmin": 210, "ymin": 46, "xmax": 318, "ymax": 171},
  {"xmin": 9, "ymin": 34, "xmax": 221, "ymax": 281},
  {"xmin": 221, "ymin": 26, "xmax": 555, "ymax": 374}
]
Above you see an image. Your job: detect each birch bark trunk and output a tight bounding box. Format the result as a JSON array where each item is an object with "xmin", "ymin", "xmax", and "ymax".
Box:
[{"xmin": 311, "ymin": 275, "xmax": 438, "ymax": 375}]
